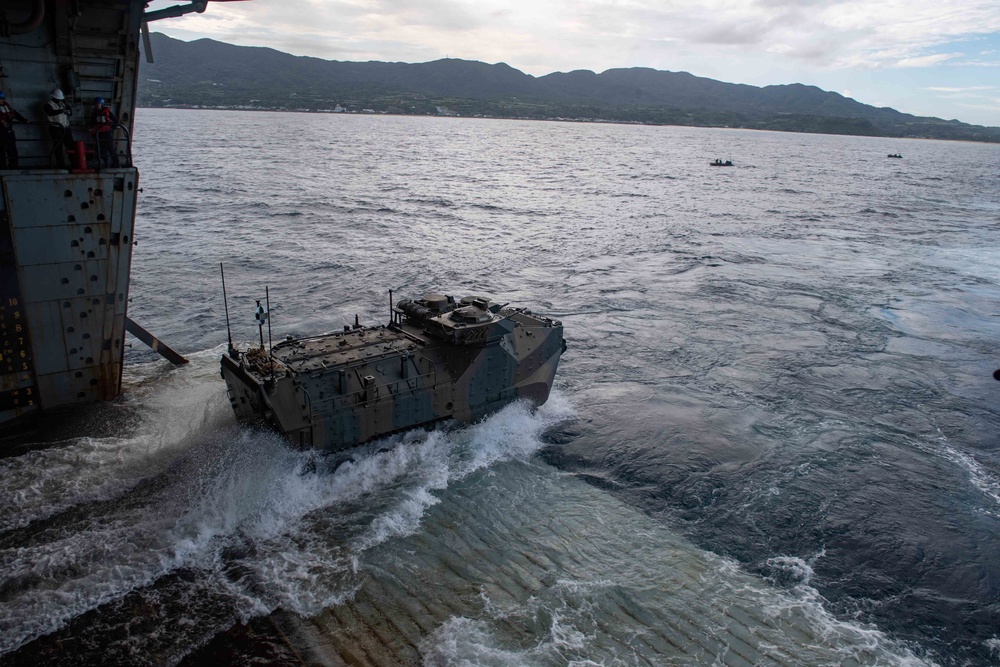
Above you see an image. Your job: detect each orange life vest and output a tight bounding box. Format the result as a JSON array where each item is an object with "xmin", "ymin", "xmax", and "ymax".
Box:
[
  {"xmin": 93, "ymin": 106, "xmax": 114, "ymax": 133},
  {"xmin": 0, "ymin": 101, "xmax": 16, "ymax": 130}
]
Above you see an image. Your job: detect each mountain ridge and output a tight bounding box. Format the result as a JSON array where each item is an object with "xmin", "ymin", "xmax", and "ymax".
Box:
[{"xmin": 138, "ymin": 33, "xmax": 999, "ymax": 142}]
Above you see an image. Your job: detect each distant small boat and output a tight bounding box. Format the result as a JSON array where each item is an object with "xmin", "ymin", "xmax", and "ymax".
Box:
[
  {"xmin": 710, "ymin": 159, "xmax": 734, "ymax": 167},
  {"xmin": 887, "ymin": 153, "xmax": 902, "ymax": 159}
]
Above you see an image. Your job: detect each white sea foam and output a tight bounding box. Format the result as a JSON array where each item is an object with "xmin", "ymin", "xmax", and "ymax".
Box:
[
  {"xmin": 936, "ymin": 438, "xmax": 1000, "ymax": 515},
  {"xmin": 408, "ymin": 445, "xmax": 929, "ymax": 666},
  {"xmin": 421, "ymin": 613, "xmax": 602, "ymax": 667},
  {"xmin": 0, "ymin": 428, "xmax": 284, "ymax": 654},
  {"xmin": 751, "ymin": 551, "xmax": 933, "ymax": 667},
  {"xmin": 0, "ymin": 435, "xmax": 153, "ymax": 532},
  {"xmin": 0, "ymin": 350, "xmax": 233, "ymax": 533},
  {"xmin": 348, "ymin": 394, "xmax": 576, "ymax": 555},
  {"xmin": 0, "ymin": 386, "xmax": 575, "ymax": 654},
  {"xmin": 763, "ymin": 547, "xmax": 825, "ymax": 586},
  {"xmin": 422, "ymin": 617, "xmax": 537, "ymax": 667}
]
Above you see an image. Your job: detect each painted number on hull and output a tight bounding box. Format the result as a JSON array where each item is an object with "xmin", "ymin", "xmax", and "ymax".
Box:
[{"xmin": 0, "ymin": 280, "xmax": 37, "ymax": 413}]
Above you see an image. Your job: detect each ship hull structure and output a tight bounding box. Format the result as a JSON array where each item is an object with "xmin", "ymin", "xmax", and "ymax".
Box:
[
  {"xmin": 1, "ymin": 0, "xmax": 147, "ymax": 428},
  {"xmin": 220, "ymin": 296, "xmax": 565, "ymax": 452},
  {"xmin": 1, "ymin": 171, "xmax": 138, "ymax": 424}
]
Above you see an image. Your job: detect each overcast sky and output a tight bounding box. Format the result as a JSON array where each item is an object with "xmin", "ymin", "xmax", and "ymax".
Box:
[{"xmin": 147, "ymin": 0, "xmax": 1000, "ymax": 127}]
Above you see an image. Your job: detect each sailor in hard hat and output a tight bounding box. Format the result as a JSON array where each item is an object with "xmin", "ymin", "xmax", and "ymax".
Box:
[
  {"xmin": 90, "ymin": 96, "xmax": 119, "ymax": 168},
  {"xmin": 0, "ymin": 91, "xmax": 30, "ymax": 170},
  {"xmin": 44, "ymin": 88, "xmax": 73, "ymax": 168}
]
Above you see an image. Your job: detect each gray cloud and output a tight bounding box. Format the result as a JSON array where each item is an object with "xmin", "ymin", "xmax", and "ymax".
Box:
[
  {"xmin": 695, "ymin": 23, "xmax": 769, "ymax": 46},
  {"xmin": 364, "ymin": 0, "xmax": 486, "ymax": 31}
]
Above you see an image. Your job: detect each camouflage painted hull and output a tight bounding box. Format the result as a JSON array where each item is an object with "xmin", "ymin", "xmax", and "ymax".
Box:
[{"xmin": 220, "ymin": 294, "xmax": 565, "ymax": 452}]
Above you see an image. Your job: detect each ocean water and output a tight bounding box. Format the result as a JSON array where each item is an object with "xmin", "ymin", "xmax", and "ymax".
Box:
[{"xmin": 1, "ymin": 109, "xmax": 999, "ymax": 666}]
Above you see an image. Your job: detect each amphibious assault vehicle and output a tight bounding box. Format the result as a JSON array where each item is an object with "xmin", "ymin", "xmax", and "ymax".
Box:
[{"xmin": 220, "ymin": 293, "xmax": 565, "ymax": 451}]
